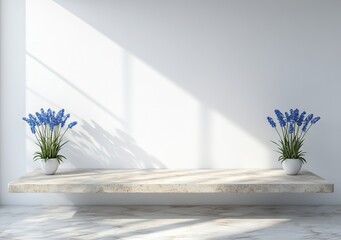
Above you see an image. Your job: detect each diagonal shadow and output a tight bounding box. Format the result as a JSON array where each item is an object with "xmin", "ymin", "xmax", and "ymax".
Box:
[
  {"xmin": 26, "ymin": 73, "xmax": 164, "ymax": 168},
  {"xmin": 26, "ymin": 52, "xmax": 124, "ymax": 125},
  {"xmin": 64, "ymin": 120, "xmax": 166, "ymax": 168}
]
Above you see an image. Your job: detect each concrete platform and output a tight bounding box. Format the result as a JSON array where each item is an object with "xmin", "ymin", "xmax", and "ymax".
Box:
[{"xmin": 8, "ymin": 168, "xmax": 334, "ymax": 193}]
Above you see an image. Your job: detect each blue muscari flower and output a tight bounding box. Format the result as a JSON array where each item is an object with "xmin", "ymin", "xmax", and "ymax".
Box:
[
  {"xmin": 35, "ymin": 112, "xmax": 42, "ymax": 123},
  {"xmin": 56, "ymin": 109, "xmax": 65, "ymax": 125},
  {"xmin": 274, "ymin": 109, "xmax": 286, "ymax": 127},
  {"xmin": 23, "ymin": 114, "xmax": 36, "ymax": 134},
  {"xmin": 49, "ymin": 121, "xmax": 54, "ymax": 130},
  {"xmin": 28, "ymin": 113, "xmax": 36, "ymax": 122},
  {"xmin": 29, "ymin": 114, "xmax": 40, "ymax": 127},
  {"xmin": 61, "ymin": 114, "xmax": 70, "ymax": 128},
  {"xmin": 297, "ymin": 111, "xmax": 306, "ymax": 126},
  {"xmin": 50, "ymin": 117, "xmax": 56, "ymax": 130},
  {"xmin": 302, "ymin": 114, "xmax": 314, "ymax": 132},
  {"xmin": 68, "ymin": 121, "xmax": 77, "ymax": 129},
  {"xmin": 46, "ymin": 110, "xmax": 55, "ymax": 130},
  {"xmin": 306, "ymin": 114, "xmax": 314, "ymax": 122},
  {"xmin": 287, "ymin": 108, "xmax": 299, "ymax": 123},
  {"xmin": 24, "ymin": 108, "xmax": 76, "ymax": 134},
  {"xmin": 35, "ymin": 112, "xmax": 47, "ymax": 126},
  {"xmin": 40, "ymin": 108, "xmax": 47, "ymax": 119},
  {"xmin": 52, "ymin": 111, "xmax": 61, "ymax": 127},
  {"xmin": 285, "ymin": 111, "xmax": 291, "ymax": 122},
  {"xmin": 46, "ymin": 108, "xmax": 52, "ymax": 123},
  {"xmin": 289, "ymin": 122, "xmax": 294, "ymax": 134},
  {"xmin": 22, "ymin": 116, "xmax": 36, "ymax": 134},
  {"xmin": 57, "ymin": 109, "xmax": 64, "ymax": 116},
  {"xmin": 293, "ymin": 108, "xmax": 299, "ymax": 123},
  {"xmin": 22, "ymin": 117, "xmax": 29, "ymax": 123},
  {"xmin": 311, "ymin": 116, "xmax": 320, "ymax": 124},
  {"xmin": 52, "ymin": 111, "xmax": 57, "ymax": 125},
  {"xmin": 30, "ymin": 126, "xmax": 36, "ymax": 134},
  {"xmin": 267, "ymin": 117, "xmax": 276, "ymax": 128},
  {"xmin": 39, "ymin": 108, "xmax": 48, "ymax": 125}
]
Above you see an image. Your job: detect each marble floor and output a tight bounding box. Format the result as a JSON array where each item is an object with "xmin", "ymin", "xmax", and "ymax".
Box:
[{"xmin": 0, "ymin": 206, "xmax": 340, "ymax": 239}]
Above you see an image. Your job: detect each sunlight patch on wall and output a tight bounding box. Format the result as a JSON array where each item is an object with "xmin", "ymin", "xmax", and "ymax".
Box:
[
  {"xmin": 210, "ymin": 110, "xmax": 270, "ymax": 168},
  {"xmin": 128, "ymin": 55, "xmax": 201, "ymax": 168}
]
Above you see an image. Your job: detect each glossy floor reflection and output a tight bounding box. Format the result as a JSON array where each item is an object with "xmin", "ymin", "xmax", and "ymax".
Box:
[{"xmin": 0, "ymin": 206, "xmax": 340, "ymax": 239}]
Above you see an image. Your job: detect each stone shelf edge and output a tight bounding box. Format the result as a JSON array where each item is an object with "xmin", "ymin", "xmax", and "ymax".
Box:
[{"xmin": 8, "ymin": 168, "xmax": 334, "ymax": 193}]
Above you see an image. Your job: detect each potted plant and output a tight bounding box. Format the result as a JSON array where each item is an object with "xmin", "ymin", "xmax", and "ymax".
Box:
[
  {"xmin": 267, "ymin": 108, "xmax": 320, "ymax": 175},
  {"xmin": 23, "ymin": 108, "xmax": 77, "ymax": 175}
]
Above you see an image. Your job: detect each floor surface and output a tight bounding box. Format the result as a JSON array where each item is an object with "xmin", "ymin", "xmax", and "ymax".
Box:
[{"xmin": 0, "ymin": 206, "xmax": 340, "ymax": 239}]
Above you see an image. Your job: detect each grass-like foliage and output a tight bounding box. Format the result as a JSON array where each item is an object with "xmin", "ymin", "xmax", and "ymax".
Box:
[
  {"xmin": 23, "ymin": 108, "xmax": 77, "ymax": 164},
  {"xmin": 267, "ymin": 109, "xmax": 320, "ymax": 164}
]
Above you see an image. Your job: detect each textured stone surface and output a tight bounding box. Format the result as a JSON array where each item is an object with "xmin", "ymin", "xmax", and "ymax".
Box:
[
  {"xmin": 8, "ymin": 168, "xmax": 333, "ymax": 193},
  {"xmin": 1, "ymin": 206, "xmax": 341, "ymax": 239}
]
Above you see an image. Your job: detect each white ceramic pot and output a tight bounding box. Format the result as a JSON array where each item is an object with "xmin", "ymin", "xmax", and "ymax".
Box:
[
  {"xmin": 40, "ymin": 158, "xmax": 59, "ymax": 175},
  {"xmin": 282, "ymin": 159, "xmax": 302, "ymax": 175}
]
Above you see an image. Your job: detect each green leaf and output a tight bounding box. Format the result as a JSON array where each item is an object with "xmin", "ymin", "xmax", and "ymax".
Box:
[
  {"xmin": 31, "ymin": 126, "xmax": 69, "ymax": 161},
  {"xmin": 271, "ymin": 134, "xmax": 307, "ymax": 164}
]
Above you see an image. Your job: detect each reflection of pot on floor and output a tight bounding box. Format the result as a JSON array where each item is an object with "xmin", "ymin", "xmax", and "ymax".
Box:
[{"xmin": 282, "ymin": 159, "xmax": 302, "ymax": 175}]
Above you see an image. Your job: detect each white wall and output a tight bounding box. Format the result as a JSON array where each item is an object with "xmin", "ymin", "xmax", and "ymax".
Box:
[
  {"xmin": 0, "ymin": 0, "xmax": 26, "ymax": 205},
  {"xmin": 1, "ymin": 0, "xmax": 341, "ymax": 205}
]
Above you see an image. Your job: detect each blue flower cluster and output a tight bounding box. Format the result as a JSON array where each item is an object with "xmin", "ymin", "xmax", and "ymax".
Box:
[
  {"xmin": 267, "ymin": 108, "xmax": 320, "ymax": 163},
  {"xmin": 267, "ymin": 108, "xmax": 320, "ymax": 133},
  {"xmin": 23, "ymin": 108, "xmax": 77, "ymax": 134}
]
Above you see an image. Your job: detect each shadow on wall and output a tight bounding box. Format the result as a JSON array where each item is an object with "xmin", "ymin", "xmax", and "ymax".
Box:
[
  {"xmin": 63, "ymin": 121, "xmax": 165, "ymax": 168},
  {"xmin": 26, "ymin": 52, "xmax": 164, "ymax": 168}
]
